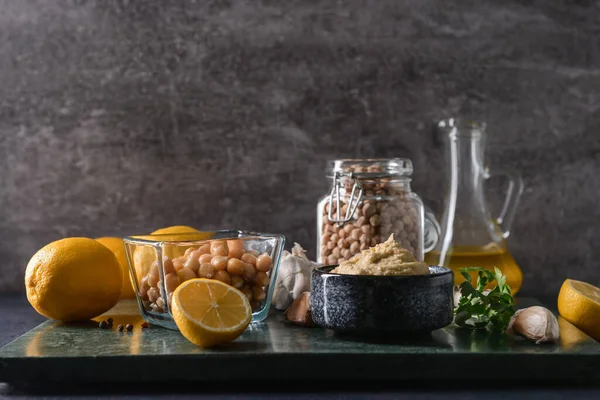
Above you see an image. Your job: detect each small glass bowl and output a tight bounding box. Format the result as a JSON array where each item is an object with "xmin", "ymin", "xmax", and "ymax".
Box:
[{"xmin": 123, "ymin": 230, "xmax": 285, "ymax": 330}]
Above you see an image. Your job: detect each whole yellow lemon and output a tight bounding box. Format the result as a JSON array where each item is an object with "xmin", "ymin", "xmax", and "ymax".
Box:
[
  {"xmin": 25, "ymin": 237, "xmax": 123, "ymax": 321},
  {"xmin": 151, "ymin": 225, "xmax": 201, "ymax": 235},
  {"xmin": 132, "ymin": 226, "xmax": 213, "ymax": 283},
  {"xmin": 95, "ymin": 237, "xmax": 135, "ymax": 299}
]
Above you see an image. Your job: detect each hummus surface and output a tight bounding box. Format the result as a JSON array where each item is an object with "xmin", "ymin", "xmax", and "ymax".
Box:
[{"xmin": 331, "ymin": 234, "xmax": 429, "ymax": 276}]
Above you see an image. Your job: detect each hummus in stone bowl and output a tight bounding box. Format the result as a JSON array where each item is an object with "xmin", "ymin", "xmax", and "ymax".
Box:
[
  {"xmin": 331, "ymin": 234, "xmax": 429, "ymax": 276},
  {"xmin": 311, "ymin": 235, "xmax": 453, "ymax": 335}
]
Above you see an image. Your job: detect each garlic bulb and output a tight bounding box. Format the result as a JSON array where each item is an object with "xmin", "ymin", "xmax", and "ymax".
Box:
[
  {"xmin": 507, "ymin": 306, "xmax": 560, "ymax": 344},
  {"xmin": 272, "ymin": 243, "xmax": 319, "ymax": 310}
]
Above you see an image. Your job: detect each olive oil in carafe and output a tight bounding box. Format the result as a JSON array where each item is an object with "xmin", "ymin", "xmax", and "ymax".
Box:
[{"xmin": 425, "ymin": 245, "xmax": 522, "ymax": 295}]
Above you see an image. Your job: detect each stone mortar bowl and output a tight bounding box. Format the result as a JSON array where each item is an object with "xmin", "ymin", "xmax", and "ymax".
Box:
[{"xmin": 311, "ymin": 265, "xmax": 454, "ymax": 336}]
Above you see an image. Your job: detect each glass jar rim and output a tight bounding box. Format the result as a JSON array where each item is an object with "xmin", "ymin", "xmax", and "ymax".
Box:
[
  {"xmin": 325, "ymin": 158, "xmax": 413, "ymax": 178},
  {"xmin": 437, "ymin": 118, "xmax": 486, "ymax": 137}
]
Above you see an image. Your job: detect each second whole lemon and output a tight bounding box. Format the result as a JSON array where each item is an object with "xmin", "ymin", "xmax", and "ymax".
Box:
[
  {"xmin": 96, "ymin": 237, "xmax": 135, "ymax": 299},
  {"xmin": 132, "ymin": 226, "xmax": 213, "ymax": 280},
  {"xmin": 25, "ymin": 237, "xmax": 123, "ymax": 321},
  {"xmin": 151, "ymin": 225, "xmax": 201, "ymax": 236}
]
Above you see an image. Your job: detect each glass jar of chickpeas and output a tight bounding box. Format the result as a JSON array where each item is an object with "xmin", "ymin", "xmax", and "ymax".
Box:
[
  {"xmin": 317, "ymin": 159, "xmax": 439, "ymax": 265},
  {"xmin": 124, "ymin": 231, "xmax": 285, "ymax": 329}
]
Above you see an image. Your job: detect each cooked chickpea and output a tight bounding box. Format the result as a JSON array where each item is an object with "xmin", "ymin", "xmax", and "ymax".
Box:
[
  {"xmin": 330, "ymin": 233, "xmax": 339, "ymax": 243},
  {"xmin": 256, "ymin": 254, "xmax": 272, "ymax": 272},
  {"xmin": 344, "ymin": 224, "xmax": 354, "ymax": 234},
  {"xmin": 140, "ymin": 276, "xmax": 149, "ymax": 300},
  {"xmin": 242, "ymin": 262, "xmax": 256, "ymax": 281},
  {"xmin": 198, "ymin": 244, "xmax": 211, "ymax": 254},
  {"xmin": 326, "ymin": 241, "xmax": 336, "ymax": 250},
  {"xmin": 227, "ymin": 258, "xmax": 246, "ymax": 276},
  {"xmin": 148, "ymin": 264, "xmax": 160, "ymax": 287},
  {"xmin": 210, "ymin": 241, "xmax": 229, "ymax": 256},
  {"xmin": 231, "ymin": 275, "xmax": 244, "ymax": 289},
  {"xmin": 165, "ymin": 273, "xmax": 179, "ymax": 293},
  {"xmin": 162, "ymin": 257, "xmax": 175, "ymax": 275},
  {"xmin": 177, "ymin": 267, "xmax": 197, "ymax": 283},
  {"xmin": 184, "ymin": 247, "xmax": 197, "ymax": 257},
  {"xmin": 172, "ymin": 259, "xmax": 184, "ymax": 272},
  {"xmin": 228, "ymin": 247, "xmax": 244, "ymax": 259},
  {"xmin": 241, "ymin": 253, "xmax": 257, "ymax": 266},
  {"xmin": 184, "ymin": 257, "xmax": 200, "ymax": 273},
  {"xmin": 156, "ymin": 297, "xmax": 165, "ymax": 312},
  {"xmin": 241, "ymin": 285, "xmax": 253, "ymax": 301},
  {"xmin": 327, "ymin": 255, "xmax": 337, "ymax": 265},
  {"xmin": 198, "ymin": 263, "xmax": 215, "ymax": 279},
  {"xmin": 214, "ymin": 270, "xmax": 231, "ymax": 285},
  {"xmin": 254, "ymin": 271, "xmax": 270, "ymax": 286},
  {"xmin": 350, "ymin": 241, "xmax": 360, "ymax": 254},
  {"xmin": 227, "ymin": 240, "xmax": 245, "ymax": 259},
  {"xmin": 252, "ymin": 286, "xmax": 266, "ymax": 301},
  {"xmin": 188, "ymin": 250, "xmax": 202, "ymax": 261},
  {"xmin": 337, "ymin": 258, "xmax": 345, "ymax": 264},
  {"xmin": 211, "ymin": 255, "xmax": 228, "ymax": 271},
  {"xmin": 147, "ymin": 287, "xmax": 159, "ymax": 303},
  {"xmin": 198, "ymin": 253, "xmax": 213, "ymax": 264}
]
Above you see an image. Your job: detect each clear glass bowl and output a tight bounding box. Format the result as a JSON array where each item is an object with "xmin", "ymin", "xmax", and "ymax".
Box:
[{"xmin": 123, "ymin": 230, "xmax": 285, "ymax": 330}]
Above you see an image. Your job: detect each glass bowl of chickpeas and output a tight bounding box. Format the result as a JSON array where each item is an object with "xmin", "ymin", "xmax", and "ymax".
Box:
[{"xmin": 123, "ymin": 230, "xmax": 285, "ymax": 329}]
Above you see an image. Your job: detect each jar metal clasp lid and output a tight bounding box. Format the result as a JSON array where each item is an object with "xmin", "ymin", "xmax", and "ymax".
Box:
[{"xmin": 327, "ymin": 171, "xmax": 363, "ymax": 224}]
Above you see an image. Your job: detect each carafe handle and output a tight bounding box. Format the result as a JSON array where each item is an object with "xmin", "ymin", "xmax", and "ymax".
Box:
[
  {"xmin": 488, "ymin": 168, "xmax": 524, "ymax": 238},
  {"xmin": 423, "ymin": 206, "xmax": 441, "ymax": 253}
]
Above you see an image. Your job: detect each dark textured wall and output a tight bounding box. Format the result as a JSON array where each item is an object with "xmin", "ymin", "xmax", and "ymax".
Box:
[{"xmin": 1, "ymin": 0, "xmax": 599, "ymax": 295}]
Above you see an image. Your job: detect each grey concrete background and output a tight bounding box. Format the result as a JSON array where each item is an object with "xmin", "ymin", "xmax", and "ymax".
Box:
[{"xmin": 0, "ymin": 0, "xmax": 599, "ymax": 295}]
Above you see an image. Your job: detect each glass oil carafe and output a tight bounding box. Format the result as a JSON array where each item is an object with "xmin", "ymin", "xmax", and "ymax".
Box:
[{"xmin": 424, "ymin": 118, "xmax": 524, "ymax": 294}]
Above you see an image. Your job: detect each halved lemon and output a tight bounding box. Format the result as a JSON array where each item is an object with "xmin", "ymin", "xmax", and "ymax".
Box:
[
  {"xmin": 558, "ymin": 279, "xmax": 600, "ymax": 341},
  {"xmin": 171, "ymin": 278, "xmax": 252, "ymax": 348}
]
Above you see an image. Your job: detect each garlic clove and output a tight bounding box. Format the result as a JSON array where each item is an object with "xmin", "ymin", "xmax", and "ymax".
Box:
[
  {"xmin": 284, "ymin": 292, "xmax": 315, "ymax": 327},
  {"xmin": 507, "ymin": 306, "xmax": 559, "ymax": 344},
  {"xmin": 453, "ymin": 285, "xmax": 461, "ymax": 308}
]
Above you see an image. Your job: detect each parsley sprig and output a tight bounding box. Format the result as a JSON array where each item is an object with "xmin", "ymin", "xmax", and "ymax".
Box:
[{"xmin": 454, "ymin": 267, "xmax": 516, "ymax": 331}]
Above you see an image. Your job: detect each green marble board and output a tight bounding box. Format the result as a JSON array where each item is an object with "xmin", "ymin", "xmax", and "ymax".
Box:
[{"xmin": 1, "ymin": 299, "xmax": 599, "ymax": 384}]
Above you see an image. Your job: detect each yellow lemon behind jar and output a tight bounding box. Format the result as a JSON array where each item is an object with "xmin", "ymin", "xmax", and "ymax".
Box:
[
  {"xmin": 96, "ymin": 237, "xmax": 136, "ymax": 299},
  {"xmin": 131, "ymin": 226, "xmax": 213, "ymax": 284},
  {"xmin": 25, "ymin": 237, "xmax": 123, "ymax": 321},
  {"xmin": 151, "ymin": 225, "xmax": 201, "ymax": 236},
  {"xmin": 558, "ymin": 279, "xmax": 600, "ymax": 342}
]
